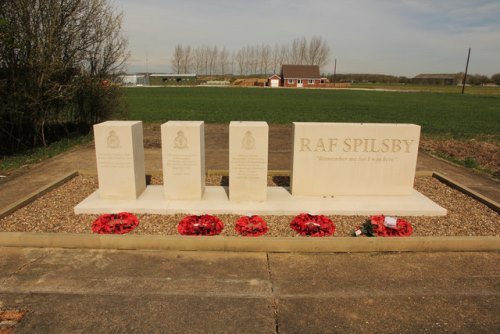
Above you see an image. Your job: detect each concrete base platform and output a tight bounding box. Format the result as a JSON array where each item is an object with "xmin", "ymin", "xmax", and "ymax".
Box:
[{"xmin": 74, "ymin": 186, "xmax": 447, "ymax": 216}]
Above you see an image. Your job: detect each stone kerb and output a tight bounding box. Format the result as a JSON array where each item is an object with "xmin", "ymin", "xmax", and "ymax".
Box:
[
  {"xmin": 93, "ymin": 121, "xmax": 146, "ymax": 199},
  {"xmin": 291, "ymin": 122, "xmax": 421, "ymax": 196},
  {"xmin": 229, "ymin": 121, "xmax": 269, "ymax": 202},
  {"xmin": 162, "ymin": 121, "xmax": 205, "ymax": 200}
]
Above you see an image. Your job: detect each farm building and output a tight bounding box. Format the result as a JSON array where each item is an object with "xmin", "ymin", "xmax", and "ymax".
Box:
[
  {"xmin": 149, "ymin": 74, "xmax": 197, "ymax": 86},
  {"xmin": 121, "ymin": 74, "xmax": 148, "ymax": 86},
  {"xmin": 412, "ymin": 74, "xmax": 460, "ymax": 85},
  {"xmin": 268, "ymin": 74, "xmax": 281, "ymax": 87},
  {"xmin": 280, "ymin": 65, "xmax": 328, "ymax": 88}
]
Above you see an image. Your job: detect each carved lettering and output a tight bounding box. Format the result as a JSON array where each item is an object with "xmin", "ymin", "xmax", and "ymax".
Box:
[
  {"xmin": 402, "ymin": 139, "xmax": 415, "ymax": 153},
  {"xmin": 302, "ymin": 137, "xmax": 415, "ymax": 153},
  {"xmin": 381, "ymin": 139, "xmax": 390, "ymax": 153},
  {"xmin": 328, "ymin": 138, "xmax": 338, "ymax": 152},
  {"xmin": 300, "ymin": 138, "xmax": 312, "ymax": 152}
]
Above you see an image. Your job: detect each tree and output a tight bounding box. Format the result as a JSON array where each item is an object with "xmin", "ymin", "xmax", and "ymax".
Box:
[
  {"xmin": 491, "ymin": 73, "xmax": 500, "ymax": 85},
  {"xmin": 0, "ymin": 0, "xmax": 128, "ymax": 154},
  {"xmin": 219, "ymin": 47, "xmax": 229, "ymax": 76},
  {"xmin": 181, "ymin": 45, "xmax": 192, "ymax": 73},
  {"xmin": 307, "ymin": 36, "xmax": 330, "ymax": 67},
  {"xmin": 259, "ymin": 44, "xmax": 271, "ymax": 76},
  {"xmin": 207, "ymin": 45, "xmax": 218, "ymax": 75},
  {"xmin": 193, "ymin": 46, "xmax": 205, "ymax": 74},
  {"xmin": 171, "ymin": 44, "xmax": 184, "ymax": 74}
]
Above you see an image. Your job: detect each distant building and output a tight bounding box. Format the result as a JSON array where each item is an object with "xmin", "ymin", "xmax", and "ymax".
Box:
[
  {"xmin": 280, "ymin": 65, "xmax": 327, "ymax": 88},
  {"xmin": 412, "ymin": 74, "xmax": 460, "ymax": 85},
  {"xmin": 149, "ymin": 73, "xmax": 197, "ymax": 86},
  {"xmin": 120, "ymin": 73, "xmax": 197, "ymax": 86},
  {"xmin": 121, "ymin": 74, "xmax": 147, "ymax": 86},
  {"xmin": 268, "ymin": 74, "xmax": 281, "ymax": 88}
]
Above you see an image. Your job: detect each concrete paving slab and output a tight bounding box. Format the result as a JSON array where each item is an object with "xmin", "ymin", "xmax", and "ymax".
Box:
[
  {"xmin": 1, "ymin": 248, "xmax": 499, "ymax": 333},
  {"xmin": 268, "ymin": 252, "xmax": 500, "ymax": 296},
  {"xmin": 278, "ymin": 295, "xmax": 500, "ymax": 333},
  {"xmin": 0, "ymin": 293, "xmax": 276, "ymax": 334},
  {"xmin": 0, "ymin": 249, "xmax": 271, "ymax": 297}
]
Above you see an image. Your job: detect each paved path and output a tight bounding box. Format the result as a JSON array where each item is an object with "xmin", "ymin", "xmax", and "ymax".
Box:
[
  {"xmin": 1, "ymin": 247, "xmax": 499, "ymax": 333},
  {"xmin": 1, "ymin": 124, "xmax": 498, "ymax": 212}
]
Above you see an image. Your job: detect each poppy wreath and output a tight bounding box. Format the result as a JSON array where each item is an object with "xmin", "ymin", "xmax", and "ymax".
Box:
[
  {"xmin": 235, "ymin": 215, "xmax": 269, "ymax": 237},
  {"xmin": 353, "ymin": 215, "xmax": 413, "ymax": 237},
  {"xmin": 290, "ymin": 213, "xmax": 336, "ymax": 237},
  {"xmin": 91, "ymin": 212, "xmax": 139, "ymax": 234},
  {"xmin": 177, "ymin": 214, "xmax": 224, "ymax": 236}
]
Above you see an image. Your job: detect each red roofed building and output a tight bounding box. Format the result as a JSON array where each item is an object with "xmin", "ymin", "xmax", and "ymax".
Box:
[{"xmin": 280, "ymin": 65, "xmax": 327, "ymax": 88}]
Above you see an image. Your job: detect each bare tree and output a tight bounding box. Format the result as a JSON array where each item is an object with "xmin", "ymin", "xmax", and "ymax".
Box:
[
  {"xmin": 192, "ymin": 46, "xmax": 204, "ymax": 74},
  {"xmin": 288, "ymin": 37, "xmax": 307, "ymax": 64},
  {"xmin": 271, "ymin": 44, "xmax": 281, "ymax": 74},
  {"xmin": 259, "ymin": 44, "xmax": 271, "ymax": 76},
  {"xmin": 307, "ymin": 36, "xmax": 330, "ymax": 67},
  {"xmin": 171, "ymin": 44, "xmax": 183, "ymax": 74},
  {"xmin": 219, "ymin": 47, "xmax": 229, "ymax": 76},
  {"xmin": 234, "ymin": 49, "xmax": 245, "ymax": 75},
  {"xmin": 181, "ymin": 45, "xmax": 192, "ymax": 73},
  {"xmin": 207, "ymin": 45, "xmax": 218, "ymax": 75}
]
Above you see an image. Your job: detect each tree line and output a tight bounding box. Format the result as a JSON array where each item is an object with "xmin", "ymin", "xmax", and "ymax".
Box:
[
  {"xmin": 330, "ymin": 73, "xmax": 500, "ymax": 85},
  {"xmin": 0, "ymin": 0, "xmax": 127, "ymax": 155},
  {"xmin": 171, "ymin": 36, "xmax": 330, "ymax": 76}
]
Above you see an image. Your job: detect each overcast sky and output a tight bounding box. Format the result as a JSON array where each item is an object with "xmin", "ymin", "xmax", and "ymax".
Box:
[{"xmin": 116, "ymin": 0, "xmax": 500, "ymax": 77}]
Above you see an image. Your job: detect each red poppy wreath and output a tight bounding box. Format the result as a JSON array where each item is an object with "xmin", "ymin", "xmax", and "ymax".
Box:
[
  {"xmin": 353, "ymin": 215, "xmax": 413, "ymax": 237},
  {"xmin": 177, "ymin": 214, "xmax": 224, "ymax": 236},
  {"xmin": 290, "ymin": 213, "xmax": 336, "ymax": 237},
  {"xmin": 91, "ymin": 212, "xmax": 139, "ymax": 234},
  {"xmin": 235, "ymin": 215, "xmax": 269, "ymax": 237}
]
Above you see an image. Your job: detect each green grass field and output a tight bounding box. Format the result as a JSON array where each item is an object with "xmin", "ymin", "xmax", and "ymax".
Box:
[
  {"xmin": 123, "ymin": 87, "xmax": 500, "ymax": 141},
  {"xmin": 352, "ymin": 83, "xmax": 500, "ymax": 95}
]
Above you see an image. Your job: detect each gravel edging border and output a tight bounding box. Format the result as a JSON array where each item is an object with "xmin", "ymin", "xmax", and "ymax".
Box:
[
  {"xmin": 0, "ymin": 170, "xmax": 498, "ymax": 253},
  {"xmin": 433, "ymin": 172, "xmax": 499, "ymax": 213},
  {"xmin": 0, "ymin": 171, "xmax": 78, "ymax": 220}
]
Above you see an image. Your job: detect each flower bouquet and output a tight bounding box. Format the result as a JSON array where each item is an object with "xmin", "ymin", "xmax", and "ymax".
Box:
[
  {"xmin": 177, "ymin": 214, "xmax": 224, "ymax": 236},
  {"xmin": 353, "ymin": 215, "xmax": 413, "ymax": 237},
  {"xmin": 290, "ymin": 213, "xmax": 336, "ymax": 237}
]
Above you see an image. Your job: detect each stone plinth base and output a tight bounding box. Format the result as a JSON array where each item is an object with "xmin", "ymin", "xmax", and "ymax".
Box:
[{"xmin": 75, "ymin": 186, "xmax": 446, "ymax": 216}]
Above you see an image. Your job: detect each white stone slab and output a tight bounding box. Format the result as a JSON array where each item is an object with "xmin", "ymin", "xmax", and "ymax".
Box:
[
  {"xmin": 161, "ymin": 121, "xmax": 205, "ymax": 200},
  {"xmin": 74, "ymin": 186, "xmax": 447, "ymax": 216},
  {"xmin": 93, "ymin": 121, "xmax": 146, "ymax": 199},
  {"xmin": 229, "ymin": 121, "xmax": 269, "ymax": 202},
  {"xmin": 292, "ymin": 122, "xmax": 420, "ymax": 196}
]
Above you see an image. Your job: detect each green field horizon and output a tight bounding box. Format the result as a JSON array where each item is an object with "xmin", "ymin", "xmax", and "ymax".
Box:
[{"xmin": 123, "ymin": 87, "xmax": 500, "ymax": 141}]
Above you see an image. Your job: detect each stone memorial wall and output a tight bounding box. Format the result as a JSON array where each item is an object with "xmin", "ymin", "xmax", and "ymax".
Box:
[
  {"xmin": 162, "ymin": 121, "xmax": 205, "ymax": 200},
  {"xmin": 93, "ymin": 121, "xmax": 146, "ymax": 199},
  {"xmin": 76, "ymin": 120, "xmax": 445, "ymax": 216},
  {"xmin": 291, "ymin": 122, "xmax": 421, "ymax": 196},
  {"xmin": 229, "ymin": 121, "xmax": 269, "ymax": 201}
]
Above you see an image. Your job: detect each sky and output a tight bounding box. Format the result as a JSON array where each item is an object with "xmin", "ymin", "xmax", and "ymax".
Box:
[{"xmin": 115, "ymin": 0, "xmax": 500, "ymax": 77}]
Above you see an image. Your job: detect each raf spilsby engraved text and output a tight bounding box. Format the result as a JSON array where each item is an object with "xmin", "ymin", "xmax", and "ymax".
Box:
[{"xmin": 299, "ymin": 137, "xmax": 415, "ymax": 153}]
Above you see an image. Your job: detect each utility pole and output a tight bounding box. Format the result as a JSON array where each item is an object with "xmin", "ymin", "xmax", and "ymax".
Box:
[
  {"xmin": 333, "ymin": 58, "xmax": 337, "ymax": 85},
  {"xmin": 461, "ymin": 48, "xmax": 471, "ymax": 95}
]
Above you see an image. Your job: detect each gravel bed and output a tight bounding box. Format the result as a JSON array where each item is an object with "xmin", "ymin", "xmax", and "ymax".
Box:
[{"xmin": 0, "ymin": 175, "xmax": 498, "ymax": 237}]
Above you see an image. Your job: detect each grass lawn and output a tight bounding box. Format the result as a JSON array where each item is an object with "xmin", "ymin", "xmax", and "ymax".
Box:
[
  {"xmin": 124, "ymin": 87, "xmax": 500, "ymax": 141},
  {"xmin": 352, "ymin": 83, "xmax": 500, "ymax": 95}
]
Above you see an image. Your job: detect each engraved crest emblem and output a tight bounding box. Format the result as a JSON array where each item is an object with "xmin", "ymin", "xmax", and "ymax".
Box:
[
  {"xmin": 241, "ymin": 131, "xmax": 256, "ymax": 150},
  {"xmin": 106, "ymin": 130, "xmax": 120, "ymax": 149},
  {"xmin": 174, "ymin": 130, "xmax": 188, "ymax": 149}
]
